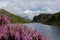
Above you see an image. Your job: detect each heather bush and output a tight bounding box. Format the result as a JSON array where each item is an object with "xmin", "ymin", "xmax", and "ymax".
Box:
[{"xmin": 0, "ymin": 14, "xmax": 49, "ymax": 40}]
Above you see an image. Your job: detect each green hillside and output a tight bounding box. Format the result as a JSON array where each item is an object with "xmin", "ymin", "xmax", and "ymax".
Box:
[{"xmin": 0, "ymin": 9, "xmax": 29, "ymax": 23}]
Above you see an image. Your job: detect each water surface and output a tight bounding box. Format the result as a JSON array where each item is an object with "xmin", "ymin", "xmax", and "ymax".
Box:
[{"xmin": 24, "ymin": 23, "xmax": 60, "ymax": 40}]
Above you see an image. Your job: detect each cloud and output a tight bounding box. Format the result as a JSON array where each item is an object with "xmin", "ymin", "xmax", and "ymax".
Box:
[
  {"xmin": 23, "ymin": 8, "xmax": 57, "ymax": 20},
  {"xmin": 0, "ymin": 0, "xmax": 60, "ymax": 19},
  {"xmin": 0, "ymin": 1, "xmax": 10, "ymax": 8},
  {"xmin": 24, "ymin": 10, "xmax": 41, "ymax": 14},
  {"xmin": 24, "ymin": 10, "xmax": 41, "ymax": 20}
]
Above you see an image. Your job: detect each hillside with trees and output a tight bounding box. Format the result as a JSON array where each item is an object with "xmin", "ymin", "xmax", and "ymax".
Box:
[{"xmin": 32, "ymin": 12, "xmax": 60, "ymax": 26}]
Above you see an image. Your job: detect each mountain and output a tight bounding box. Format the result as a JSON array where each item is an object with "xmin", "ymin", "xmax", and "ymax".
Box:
[
  {"xmin": 23, "ymin": 16, "xmax": 30, "ymax": 20},
  {"xmin": 0, "ymin": 9, "xmax": 29, "ymax": 23},
  {"xmin": 32, "ymin": 12, "xmax": 60, "ymax": 26}
]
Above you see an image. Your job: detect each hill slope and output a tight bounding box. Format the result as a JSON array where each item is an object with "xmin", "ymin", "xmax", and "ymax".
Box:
[
  {"xmin": 32, "ymin": 12, "xmax": 60, "ymax": 26},
  {"xmin": 0, "ymin": 9, "xmax": 28, "ymax": 23}
]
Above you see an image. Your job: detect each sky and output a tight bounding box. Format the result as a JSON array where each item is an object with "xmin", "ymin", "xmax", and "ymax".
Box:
[{"xmin": 0, "ymin": 0, "xmax": 60, "ymax": 20}]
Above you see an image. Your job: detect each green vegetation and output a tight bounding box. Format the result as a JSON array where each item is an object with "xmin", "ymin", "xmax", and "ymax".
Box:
[
  {"xmin": 32, "ymin": 12, "xmax": 60, "ymax": 26},
  {"xmin": 0, "ymin": 9, "xmax": 30, "ymax": 23}
]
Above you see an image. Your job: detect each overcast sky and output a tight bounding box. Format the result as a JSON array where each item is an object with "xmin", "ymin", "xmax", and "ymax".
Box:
[{"xmin": 0, "ymin": 0, "xmax": 60, "ymax": 20}]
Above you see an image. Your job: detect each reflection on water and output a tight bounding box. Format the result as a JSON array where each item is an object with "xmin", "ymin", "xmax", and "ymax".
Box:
[{"xmin": 24, "ymin": 23, "xmax": 60, "ymax": 40}]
